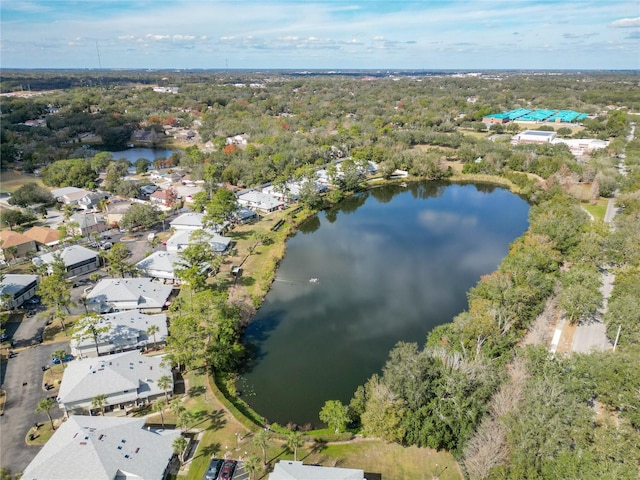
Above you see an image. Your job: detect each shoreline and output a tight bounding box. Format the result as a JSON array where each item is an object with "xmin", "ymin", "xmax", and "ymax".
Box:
[{"xmin": 216, "ymin": 171, "xmax": 530, "ymax": 428}]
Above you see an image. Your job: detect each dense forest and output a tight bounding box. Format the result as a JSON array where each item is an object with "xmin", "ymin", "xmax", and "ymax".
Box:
[{"xmin": 1, "ymin": 70, "xmax": 639, "ymax": 479}]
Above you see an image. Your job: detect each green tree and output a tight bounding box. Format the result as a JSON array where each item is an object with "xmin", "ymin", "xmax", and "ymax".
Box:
[
  {"xmin": 157, "ymin": 375, "xmax": 173, "ymax": 403},
  {"xmin": 72, "ymin": 313, "xmax": 110, "ymax": 357},
  {"xmin": 119, "ymin": 203, "xmax": 160, "ymax": 232},
  {"xmin": 243, "ymin": 455, "xmax": 261, "ymax": 480},
  {"xmin": 52, "ymin": 349, "xmax": 68, "ymax": 370},
  {"xmin": 7, "ymin": 183, "xmax": 55, "ymax": 208},
  {"xmin": 286, "ymin": 431, "xmax": 304, "ymax": 461},
  {"xmin": 100, "ymin": 242, "xmax": 131, "ymax": 278},
  {"xmin": 558, "ymin": 264, "xmax": 602, "ymax": 324},
  {"xmin": 153, "ymin": 399, "xmax": 167, "ymax": 428},
  {"xmin": 253, "ymin": 428, "xmax": 272, "ymax": 466},
  {"xmin": 203, "ymin": 188, "xmax": 237, "ymax": 227},
  {"xmin": 134, "ymin": 158, "xmax": 150, "ymax": 174},
  {"xmin": 319, "ymin": 400, "xmax": 350, "ymax": 434},
  {"xmin": 173, "ymin": 436, "xmax": 189, "ymax": 465},
  {"xmin": 92, "ymin": 394, "xmax": 108, "ymax": 415},
  {"xmin": 0, "ymin": 208, "xmax": 36, "ymax": 230},
  {"xmin": 35, "ymin": 397, "xmax": 57, "ymax": 430},
  {"xmin": 147, "ymin": 324, "xmax": 160, "ymax": 350}
]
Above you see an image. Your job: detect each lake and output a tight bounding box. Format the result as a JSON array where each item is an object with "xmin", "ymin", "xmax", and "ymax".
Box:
[
  {"xmin": 102, "ymin": 147, "xmax": 177, "ymax": 165},
  {"xmin": 239, "ymin": 182, "xmax": 530, "ymax": 427}
]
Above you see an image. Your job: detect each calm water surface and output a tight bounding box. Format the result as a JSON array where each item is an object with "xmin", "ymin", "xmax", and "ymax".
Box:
[
  {"xmin": 102, "ymin": 147, "xmax": 177, "ymax": 164},
  {"xmin": 240, "ymin": 182, "xmax": 529, "ymax": 426}
]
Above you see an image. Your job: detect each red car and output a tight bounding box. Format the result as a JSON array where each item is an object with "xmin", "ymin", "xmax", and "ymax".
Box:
[{"xmin": 219, "ymin": 460, "xmax": 236, "ymax": 479}]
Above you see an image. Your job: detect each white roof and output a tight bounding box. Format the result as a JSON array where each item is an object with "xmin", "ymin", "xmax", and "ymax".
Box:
[
  {"xmin": 35, "ymin": 245, "xmax": 98, "ymax": 267},
  {"xmin": 135, "ymin": 251, "xmax": 184, "ymax": 278},
  {"xmin": 86, "ymin": 278, "xmax": 172, "ymax": 310},
  {"xmin": 166, "ymin": 229, "xmax": 231, "ymax": 253},
  {"xmin": 71, "ymin": 311, "xmax": 168, "ymax": 354},
  {"xmin": 269, "ymin": 461, "xmax": 365, "ymax": 480},
  {"xmin": 237, "ymin": 190, "xmax": 284, "ymax": 210},
  {"xmin": 57, "ymin": 350, "xmax": 171, "ymax": 405},
  {"xmin": 51, "ymin": 186, "xmax": 88, "ymax": 199},
  {"xmin": 22, "ymin": 415, "xmax": 180, "ymax": 480},
  {"xmin": 169, "ymin": 212, "xmax": 205, "ymax": 229}
]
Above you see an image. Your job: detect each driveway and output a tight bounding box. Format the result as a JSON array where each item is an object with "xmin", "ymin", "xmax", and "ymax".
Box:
[{"xmin": 0, "ymin": 336, "xmax": 68, "ymax": 474}]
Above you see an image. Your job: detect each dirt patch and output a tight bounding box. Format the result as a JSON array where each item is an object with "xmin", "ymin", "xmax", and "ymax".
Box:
[{"xmin": 556, "ymin": 321, "xmax": 577, "ymax": 354}]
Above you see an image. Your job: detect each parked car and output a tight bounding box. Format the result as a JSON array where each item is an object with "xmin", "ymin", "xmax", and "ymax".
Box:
[
  {"xmin": 25, "ymin": 296, "xmax": 41, "ymax": 306},
  {"xmin": 219, "ymin": 460, "xmax": 236, "ymax": 480},
  {"xmin": 100, "ymin": 241, "xmax": 113, "ymax": 250},
  {"xmin": 0, "ymin": 333, "xmax": 9, "ymax": 343},
  {"xmin": 52, "ymin": 354, "xmax": 74, "ymax": 364},
  {"xmin": 204, "ymin": 459, "xmax": 223, "ymax": 480},
  {"xmin": 26, "ymin": 310, "xmax": 37, "ymax": 318}
]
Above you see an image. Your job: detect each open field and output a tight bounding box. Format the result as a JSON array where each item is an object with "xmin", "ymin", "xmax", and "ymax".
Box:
[{"xmin": 0, "ymin": 170, "xmax": 45, "ymax": 192}]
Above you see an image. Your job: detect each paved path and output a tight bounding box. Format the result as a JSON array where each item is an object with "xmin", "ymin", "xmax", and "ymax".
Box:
[
  {"xmin": 572, "ymin": 270, "xmax": 614, "ymax": 354},
  {"xmin": 1, "ymin": 314, "xmax": 68, "ymax": 475}
]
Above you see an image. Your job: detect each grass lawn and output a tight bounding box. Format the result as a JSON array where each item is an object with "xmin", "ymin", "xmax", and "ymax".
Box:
[
  {"xmin": 0, "ymin": 170, "xmax": 45, "ymax": 193},
  {"xmin": 169, "ymin": 370, "xmax": 462, "ymax": 480},
  {"xmin": 582, "ymin": 198, "xmax": 609, "ymax": 223},
  {"xmin": 26, "ymin": 419, "xmax": 59, "ymax": 446}
]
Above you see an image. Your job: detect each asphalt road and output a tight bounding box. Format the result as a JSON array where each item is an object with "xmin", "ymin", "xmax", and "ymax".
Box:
[
  {"xmin": 572, "ymin": 270, "xmax": 614, "ymax": 354},
  {"xmin": 1, "ymin": 320, "xmax": 68, "ymax": 475}
]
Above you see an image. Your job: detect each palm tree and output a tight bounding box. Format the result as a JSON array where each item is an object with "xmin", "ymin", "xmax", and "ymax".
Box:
[
  {"xmin": 92, "ymin": 394, "xmax": 108, "ymax": 415},
  {"xmin": 52, "ymin": 349, "xmax": 68, "ymax": 370},
  {"xmin": 253, "ymin": 428, "xmax": 272, "ymax": 466},
  {"xmin": 35, "ymin": 397, "xmax": 57, "ymax": 430},
  {"xmin": 157, "ymin": 375, "xmax": 172, "ymax": 402},
  {"xmin": 147, "ymin": 324, "xmax": 160, "ymax": 350},
  {"xmin": 287, "ymin": 431, "xmax": 304, "ymax": 461},
  {"xmin": 243, "ymin": 455, "xmax": 261, "ymax": 480},
  {"xmin": 152, "ymin": 400, "xmax": 167, "ymax": 428},
  {"xmin": 173, "ymin": 436, "xmax": 188, "ymax": 465}
]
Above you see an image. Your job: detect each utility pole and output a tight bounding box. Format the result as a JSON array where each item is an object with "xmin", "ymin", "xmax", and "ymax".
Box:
[{"xmin": 613, "ymin": 324, "xmax": 621, "ymax": 351}]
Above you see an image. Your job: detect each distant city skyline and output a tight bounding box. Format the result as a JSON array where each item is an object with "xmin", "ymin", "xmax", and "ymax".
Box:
[{"xmin": 1, "ymin": 1, "xmax": 639, "ymax": 70}]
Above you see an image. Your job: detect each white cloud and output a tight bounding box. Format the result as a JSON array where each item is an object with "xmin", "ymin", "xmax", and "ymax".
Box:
[
  {"xmin": 608, "ymin": 17, "xmax": 640, "ymax": 28},
  {"xmin": 417, "ymin": 210, "xmax": 478, "ymax": 234}
]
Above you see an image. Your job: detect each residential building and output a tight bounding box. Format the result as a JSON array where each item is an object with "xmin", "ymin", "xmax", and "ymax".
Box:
[
  {"xmin": 0, "ymin": 230, "xmax": 37, "ymax": 261},
  {"xmin": 33, "ymin": 245, "xmax": 100, "ymax": 277},
  {"xmin": 237, "ymin": 190, "xmax": 284, "ymax": 213},
  {"xmin": 23, "ymin": 225, "xmax": 60, "ymax": 249},
  {"xmin": 135, "ymin": 251, "xmax": 186, "ymax": 282},
  {"xmin": 269, "ymin": 461, "xmax": 366, "ymax": 480},
  {"xmin": 0, "ymin": 274, "xmax": 38, "ymax": 309},
  {"xmin": 104, "ymin": 199, "xmax": 133, "ymax": 227},
  {"xmin": 169, "ymin": 212, "xmax": 206, "ymax": 231},
  {"xmin": 234, "ymin": 206, "xmax": 258, "ymax": 224},
  {"xmin": 71, "ymin": 310, "xmax": 168, "ymax": 358},
  {"xmin": 69, "ymin": 212, "xmax": 109, "ymax": 237},
  {"xmin": 150, "ymin": 188, "xmax": 177, "ymax": 208},
  {"xmin": 165, "ymin": 229, "xmax": 231, "ymax": 255},
  {"xmin": 51, "ymin": 187, "xmax": 92, "ymax": 205},
  {"xmin": 22, "ymin": 415, "xmax": 180, "ymax": 480},
  {"xmin": 77, "ymin": 192, "xmax": 109, "ymax": 211},
  {"xmin": 56, "ymin": 351, "xmax": 173, "ymax": 415},
  {"xmin": 86, "ymin": 278, "xmax": 173, "ymax": 313}
]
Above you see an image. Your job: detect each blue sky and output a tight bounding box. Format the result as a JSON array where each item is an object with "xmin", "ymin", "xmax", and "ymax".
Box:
[{"xmin": 1, "ymin": 0, "xmax": 639, "ymax": 70}]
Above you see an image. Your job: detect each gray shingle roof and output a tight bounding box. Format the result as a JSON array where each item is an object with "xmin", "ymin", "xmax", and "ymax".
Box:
[
  {"xmin": 0, "ymin": 274, "xmax": 38, "ymax": 297},
  {"xmin": 57, "ymin": 350, "xmax": 171, "ymax": 405},
  {"xmin": 86, "ymin": 278, "xmax": 173, "ymax": 311},
  {"xmin": 22, "ymin": 415, "xmax": 180, "ymax": 480},
  {"xmin": 269, "ymin": 461, "xmax": 365, "ymax": 480},
  {"xmin": 36, "ymin": 245, "xmax": 98, "ymax": 268},
  {"xmin": 71, "ymin": 311, "xmax": 168, "ymax": 355}
]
